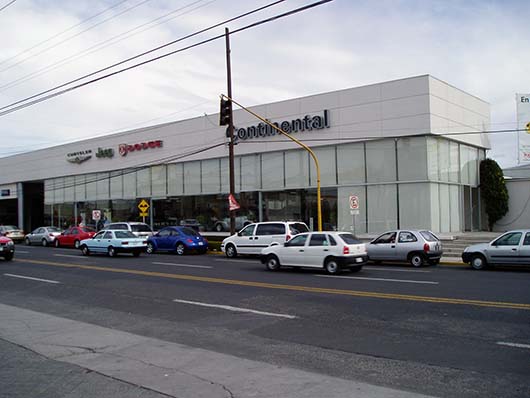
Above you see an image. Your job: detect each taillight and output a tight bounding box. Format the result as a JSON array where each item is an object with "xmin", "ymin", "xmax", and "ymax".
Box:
[
  {"xmin": 49, "ymin": 234, "xmax": 54, "ymax": 237},
  {"xmin": 423, "ymin": 243, "xmax": 429, "ymax": 253},
  {"xmin": 343, "ymin": 246, "xmax": 350, "ymax": 255},
  {"xmin": 142, "ymin": 240, "xmax": 147, "ymax": 244},
  {"xmin": 187, "ymin": 238, "xmax": 193, "ymax": 243},
  {"xmin": 122, "ymin": 241, "xmax": 129, "ymax": 245},
  {"xmin": 285, "ymin": 235, "xmax": 291, "ymax": 242}
]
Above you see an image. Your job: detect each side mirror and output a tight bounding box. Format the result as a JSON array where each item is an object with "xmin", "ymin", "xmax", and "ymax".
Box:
[
  {"xmin": 237, "ymin": 232, "xmax": 242, "ymax": 237},
  {"xmin": 284, "ymin": 241, "xmax": 290, "ymax": 247}
]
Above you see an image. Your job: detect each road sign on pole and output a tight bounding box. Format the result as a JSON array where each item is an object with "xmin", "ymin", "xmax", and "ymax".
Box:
[
  {"xmin": 349, "ymin": 195, "xmax": 359, "ymax": 210},
  {"xmin": 92, "ymin": 210, "xmax": 101, "ymax": 221}
]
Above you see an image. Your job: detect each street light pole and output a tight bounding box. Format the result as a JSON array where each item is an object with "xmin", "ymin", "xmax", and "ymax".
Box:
[{"xmin": 224, "ymin": 27, "xmax": 236, "ymax": 235}]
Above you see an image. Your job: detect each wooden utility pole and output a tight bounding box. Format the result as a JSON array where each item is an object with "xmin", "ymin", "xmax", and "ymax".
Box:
[{"xmin": 225, "ymin": 27, "xmax": 236, "ymax": 235}]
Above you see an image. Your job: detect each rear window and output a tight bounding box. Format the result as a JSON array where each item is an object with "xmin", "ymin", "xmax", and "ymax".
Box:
[
  {"xmin": 109, "ymin": 223, "xmax": 127, "ymax": 230},
  {"xmin": 131, "ymin": 224, "xmax": 152, "ymax": 232},
  {"xmin": 289, "ymin": 223, "xmax": 309, "ymax": 234},
  {"xmin": 48, "ymin": 227, "xmax": 62, "ymax": 232},
  {"xmin": 115, "ymin": 231, "xmax": 137, "ymax": 239},
  {"xmin": 4, "ymin": 225, "xmax": 18, "ymax": 231},
  {"xmin": 180, "ymin": 227, "xmax": 198, "ymax": 236},
  {"xmin": 420, "ymin": 231, "xmax": 439, "ymax": 242},
  {"xmin": 256, "ymin": 223, "xmax": 285, "ymax": 235},
  {"xmin": 338, "ymin": 233, "xmax": 362, "ymax": 245}
]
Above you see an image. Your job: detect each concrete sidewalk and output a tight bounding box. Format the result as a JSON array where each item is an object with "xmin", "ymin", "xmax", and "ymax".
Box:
[{"xmin": 0, "ymin": 303, "xmax": 435, "ymax": 398}]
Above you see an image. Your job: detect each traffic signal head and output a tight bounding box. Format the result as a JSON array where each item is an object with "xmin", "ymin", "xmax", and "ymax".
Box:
[{"xmin": 219, "ymin": 98, "xmax": 232, "ymax": 126}]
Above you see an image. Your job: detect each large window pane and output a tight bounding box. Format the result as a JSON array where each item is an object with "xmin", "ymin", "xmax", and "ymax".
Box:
[
  {"xmin": 449, "ymin": 141, "xmax": 459, "ymax": 183},
  {"xmin": 450, "ymin": 184, "xmax": 460, "ymax": 232},
  {"xmin": 438, "ymin": 139, "xmax": 450, "ymax": 182},
  {"xmin": 151, "ymin": 165, "xmax": 167, "ymax": 197},
  {"xmin": 285, "ymin": 150, "xmax": 308, "ymax": 188},
  {"xmin": 439, "ymin": 183, "xmax": 450, "ymax": 232},
  {"xmin": 337, "ymin": 142, "xmax": 365, "ymax": 184},
  {"xmin": 367, "ymin": 184, "xmax": 397, "ymax": 233},
  {"xmin": 54, "ymin": 177, "xmax": 65, "ymax": 204},
  {"xmin": 167, "ymin": 163, "xmax": 183, "ymax": 196},
  {"xmin": 110, "ymin": 171, "xmax": 123, "ymax": 199},
  {"xmin": 220, "ymin": 158, "xmax": 241, "ymax": 194},
  {"xmin": 136, "ymin": 168, "xmax": 151, "ymax": 198},
  {"xmin": 397, "ymin": 136, "xmax": 427, "ymax": 181},
  {"xmin": 75, "ymin": 175, "xmax": 86, "ymax": 201},
  {"xmin": 64, "ymin": 177, "xmax": 75, "ymax": 202},
  {"xmin": 261, "ymin": 152, "xmax": 284, "ymax": 190},
  {"xmin": 96, "ymin": 172, "xmax": 109, "ymax": 200},
  {"xmin": 86, "ymin": 174, "xmax": 97, "ymax": 200},
  {"xmin": 337, "ymin": 186, "xmax": 366, "ymax": 234},
  {"xmin": 123, "ymin": 171, "xmax": 136, "ymax": 199},
  {"xmin": 366, "ymin": 140, "xmax": 396, "ymax": 183},
  {"xmin": 241, "ymin": 154, "xmax": 260, "ymax": 192},
  {"xmin": 427, "ymin": 138, "xmax": 439, "ymax": 181},
  {"xmin": 44, "ymin": 179, "xmax": 54, "ymax": 204},
  {"xmin": 398, "ymin": 183, "xmax": 431, "ymax": 229},
  {"xmin": 201, "ymin": 159, "xmax": 220, "ymax": 194},
  {"xmin": 430, "ymin": 183, "xmax": 440, "ymax": 233},
  {"xmin": 309, "ymin": 146, "xmax": 336, "ymax": 187},
  {"xmin": 460, "ymin": 145, "xmax": 470, "ymax": 185}
]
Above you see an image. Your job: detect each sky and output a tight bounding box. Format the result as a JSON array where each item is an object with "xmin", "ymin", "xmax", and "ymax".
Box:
[{"xmin": 0, "ymin": 0, "xmax": 528, "ymax": 167}]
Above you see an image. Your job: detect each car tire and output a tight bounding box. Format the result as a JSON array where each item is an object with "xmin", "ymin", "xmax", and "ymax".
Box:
[
  {"xmin": 349, "ymin": 265, "xmax": 363, "ymax": 273},
  {"xmin": 265, "ymin": 254, "xmax": 281, "ymax": 271},
  {"xmin": 215, "ymin": 223, "xmax": 224, "ymax": 232},
  {"xmin": 470, "ymin": 254, "xmax": 487, "ymax": 270},
  {"xmin": 42, "ymin": 239, "xmax": 48, "ymax": 247},
  {"xmin": 55, "ymin": 239, "xmax": 60, "ymax": 248},
  {"xmin": 176, "ymin": 243, "xmax": 186, "ymax": 256},
  {"xmin": 81, "ymin": 245, "xmax": 90, "ymax": 256},
  {"xmin": 4, "ymin": 253, "xmax": 14, "ymax": 261},
  {"xmin": 25, "ymin": 237, "xmax": 31, "ymax": 246},
  {"xmin": 107, "ymin": 246, "xmax": 116, "ymax": 257},
  {"xmin": 225, "ymin": 244, "xmax": 237, "ymax": 258},
  {"xmin": 409, "ymin": 253, "xmax": 425, "ymax": 267},
  {"xmin": 74, "ymin": 240, "xmax": 80, "ymax": 249},
  {"xmin": 146, "ymin": 242, "xmax": 155, "ymax": 254},
  {"xmin": 324, "ymin": 258, "xmax": 340, "ymax": 274}
]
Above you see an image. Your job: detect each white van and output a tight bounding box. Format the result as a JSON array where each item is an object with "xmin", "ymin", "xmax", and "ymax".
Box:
[{"xmin": 221, "ymin": 221, "xmax": 309, "ymax": 258}]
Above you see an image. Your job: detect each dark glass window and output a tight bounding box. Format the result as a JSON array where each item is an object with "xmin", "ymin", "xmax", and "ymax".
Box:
[
  {"xmin": 309, "ymin": 234, "xmax": 328, "ymax": 246},
  {"xmin": 420, "ymin": 231, "xmax": 439, "ymax": 242},
  {"xmin": 287, "ymin": 234, "xmax": 308, "ymax": 247},
  {"xmin": 256, "ymin": 223, "xmax": 285, "ymax": 236},
  {"xmin": 340, "ymin": 233, "xmax": 362, "ymax": 244},
  {"xmin": 494, "ymin": 232, "xmax": 522, "ymax": 246},
  {"xmin": 398, "ymin": 231, "xmax": 417, "ymax": 243}
]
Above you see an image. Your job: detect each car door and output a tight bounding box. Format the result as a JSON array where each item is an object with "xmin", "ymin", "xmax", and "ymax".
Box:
[
  {"xmin": 61, "ymin": 228, "xmax": 74, "ymax": 246},
  {"xmin": 254, "ymin": 223, "xmax": 285, "ymax": 254},
  {"xmin": 397, "ymin": 231, "xmax": 419, "ymax": 261},
  {"xmin": 519, "ymin": 232, "xmax": 530, "ymax": 265},
  {"xmin": 30, "ymin": 228, "xmax": 43, "ymax": 244},
  {"xmin": 368, "ymin": 231, "xmax": 397, "ymax": 261},
  {"xmin": 232, "ymin": 224, "xmax": 256, "ymax": 254},
  {"xmin": 155, "ymin": 228, "xmax": 172, "ymax": 250},
  {"xmin": 280, "ymin": 234, "xmax": 309, "ymax": 266},
  {"xmin": 486, "ymin": 231, "xmax": 522, "ymax": 264},
  {"xmin": 89, "ymin": 231, "xmax": 108, "ymax": 253},
  {"xmin": 304, "ymin": 233, "xmax": 331, "ymax": 267}
]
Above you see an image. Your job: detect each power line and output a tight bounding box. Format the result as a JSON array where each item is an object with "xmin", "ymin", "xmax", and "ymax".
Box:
[
  {"xmin": 0, "ymin": 0, "xmax": 129, "ymax": 68},
  {"xmin": 0, "ymin": 0, "xmax": 16, "ymax": 13},
  {"xmin": 0, "ymin": 0, "xmax": 215, "ymax": 93},
  {"xmin": 0, "ymin": 0, "xmax": 332, "ymax": 117}
]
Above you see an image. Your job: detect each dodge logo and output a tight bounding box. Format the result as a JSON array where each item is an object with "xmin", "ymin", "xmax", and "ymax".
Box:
[{"xmin": 118, "ymin": 140, "xmax": 163, "ymax": 156}]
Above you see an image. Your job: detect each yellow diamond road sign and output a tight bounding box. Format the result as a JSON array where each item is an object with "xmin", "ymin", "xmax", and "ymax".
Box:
[{"xmin": 138, "ymin": 199, "xmax": 150, "ymax": 213}]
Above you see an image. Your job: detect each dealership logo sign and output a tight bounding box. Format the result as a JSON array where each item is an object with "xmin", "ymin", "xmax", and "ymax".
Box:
[
  {"xmin": 118, "ymin": 140, "xmax": 163, "ymax": 156},
  {"xmin": 96, "ymin": 147, "xmax": 114, "ymax": 158},
  {"xmin": 66, "ymin": 149, "xmax": 92, "ymax": 164},
  {"xmin": 233, "ymin": 110, "xmax": 330, "ymax": 141}
]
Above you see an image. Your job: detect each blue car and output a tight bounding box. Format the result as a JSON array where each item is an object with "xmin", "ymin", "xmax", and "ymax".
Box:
[
  {"xmin": 79, "ymin": 230, "xmax": 147, "ymax": 257},
  {"xmin": 147, "ymin": 226, "xmax": 208, "ymax": 255}
]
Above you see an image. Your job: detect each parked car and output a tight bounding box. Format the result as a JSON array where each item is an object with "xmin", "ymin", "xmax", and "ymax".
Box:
[
  {"xmin": 25, "ymin": 226, "xmax": 62, "ymax": 246},
  {"xmin": 104, "ymin": 222, "xmax": 154, "ymax": 238},
  {"xmin": 55, "ymin": 226, "xmax": 96, "ymax": 248},
  {"xmin": 221, "ymin": 221, "xmax": 309, "ymax": 258},
  {"xmin": 0, "ymin": 236, "xmax": 15, "ymax": 261},
  {"xmin": 179, "ymin": 219, "xmax": 203, "ymax": 232},
  {"xmin": 367, "ymin": 229, "xmax": 443, "ymax": 267},
  {"xmin": 462, "ymin": 229, "xmax": 530, "ymax": 270},
  {"xmin": 261, "ymin": 232, "xmax": 367, "ymax": 274},
  {"xmin": 0, "ymin": 225, "xmax": 24, "ymax": 243},
  {"xmin": 213, "ymin": 216, "xmax": 253, "ymax": 232},
  {"xmin": 80, "ymin": 230, "xmax": 147, "ymax": 257},
  {"xmin": 147, "ymin": 226, "xmax": 208, "ymax": 255}
]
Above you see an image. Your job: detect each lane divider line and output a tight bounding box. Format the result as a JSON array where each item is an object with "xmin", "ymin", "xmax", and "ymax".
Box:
[
  {"xmin": 152, "ymin": 262, "xmax": 212, "ymax": 269},
  {"xmin": 4, "ymin": 273, "xmax": 60, "ymax": 284},
  {"xmin": 316, "ymin": 275, "xmax": 439, "ymax": 285},
  {"xmin": 364, "ymin": 267, "xmax": 431, "ymax": 273},
  {"xmin": 14, "ymin": 250, "xmax": 29, "ymax": 254},
  {"xmin": 54, "ymin": 254, "xmax": 89, "ymax": 259},
  {"xmin": 496, "ymin": 341, "xmax": 530, "ymax": 349},
  {"xmin": 173, "ymin": 298, "xmax": 297, "ymax": 319},
  {"xmin": 15, "ymin": 259, "xmax": 530, "ymax": 311}
]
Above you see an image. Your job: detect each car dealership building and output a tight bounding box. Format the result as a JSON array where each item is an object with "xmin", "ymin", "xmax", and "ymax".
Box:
[{"xmin": 0, "ymin": 75, "xmax": 490, "ymax": 234}]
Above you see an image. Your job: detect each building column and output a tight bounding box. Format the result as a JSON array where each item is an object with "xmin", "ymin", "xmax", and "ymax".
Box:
[{"xmin": 17, "ymin": 183, "xmax": 24, "ymax": 229}]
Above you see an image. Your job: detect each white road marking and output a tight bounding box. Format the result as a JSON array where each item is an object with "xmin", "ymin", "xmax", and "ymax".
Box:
[
  {"xmin": 14, "ymin": 250, "xmax": 29, "ymax": 253},
  {"xmin": 215, "ymin": 258, "xmax": 256, "ymax": 263},
  {"xmin": 152, "ymin": 262, "xmax": 212, "ymax": 269},
  {"xmin": 173, "ymin": 299, "xmax": 297, "ymax": 319},
  {"xmin": 316, "ymin": 274, "xmax": 439, "ymax": 285},
  {"xmin": 365, "ymin": 267, "xmax": 431, "ymax": 273},
  {"xmin": 54, "ymin": 254, "xmax": 88, "ymax": 259},
  {"xmin": 4, "ymin": 273, "xmax": 60, "ymax": 284},
  {"xmin": 497, "ymin": 341, "xmax": 530, "ymax": 349}
]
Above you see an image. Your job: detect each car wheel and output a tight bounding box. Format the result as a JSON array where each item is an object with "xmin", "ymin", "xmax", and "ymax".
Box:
[
  {"xmin": 470, "ymin": 254, "xmax": 487, "ymax": 270},
  {"xmin": 215, "ymin": 223, "xmax": 224, "ymax": 232},
  {"xmin": 74, "ymin": 240, "xmax": 80, "ymax": 249},
  {"xmin": 349, "ymin": 265, "xmax": 363, "ymax": 273},
  {"xmin": 225, "ymin": 244, "xmax": 237, "ymax": 258},
  {"xmin": 146, "ymin": 242, "xmax": 155, "ymax": 254},
  {"xmin": 176, "ymin": 243, "xmax": 186, "ymax": 256},
  {"xmin": 409, "ymin": 253, "xmax": 425, "ymax": 267},
  {"xmin": 25, "ymin": 237, "xmax": 31, "ymax": 246},
  {"xmin": 324, "ymin": 258, "xmax": 340, "ymax": 274},
  {"xmin": 4, "ymin": 253, "xmax": 14, "ymax": 261},
  {"xmin": 55, "ymin": 239, "xmax": 60, "ymax": 248},
  {"xmin": 107, "ymin": 246, "xmax": 116, "ymax": 257},
  {"xmin": 81, "ymin": 245, "xmax": 90, "ymax": 256},
  {"xmin": 41, "ymin": 239, "xmax": 48, "ymax": 247},
  {"xmin": 265, "ymin": 254, "xmax": 281, "ymax": 271}
]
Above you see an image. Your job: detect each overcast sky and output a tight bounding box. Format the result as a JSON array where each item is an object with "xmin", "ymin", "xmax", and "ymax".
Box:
[{"xmin": 0, "ymin": 0, "xmax": 527, "ymax": 167}]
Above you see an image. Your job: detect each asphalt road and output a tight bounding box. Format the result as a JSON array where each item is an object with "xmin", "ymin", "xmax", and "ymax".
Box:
[{"xmin": 1, "ymin": 245, "xmax": 529, "ymax": 397}]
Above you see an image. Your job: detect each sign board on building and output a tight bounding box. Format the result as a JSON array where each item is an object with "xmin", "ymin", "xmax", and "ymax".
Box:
[
  {"xmin": 517, "ymin": 94, "xmax": 530, "ymax": 163},
  {"xmin": 92, "ymin": 210, "xmax": 102, "ymax": 221}
]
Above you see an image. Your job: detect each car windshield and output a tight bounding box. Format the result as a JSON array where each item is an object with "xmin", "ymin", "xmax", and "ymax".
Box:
[
  {"xmin": 339, "ymin": 233, "xmax": 362, "ymax": 244},
  {"xmin": 115, "ymin": 231, "xmax": 137, "ymax": 239},
  {"xmin": 289, "ymin": 223, "xmax": 309, "ymax": 234},
  {"xmin": 180, "ymin": 227, "xmax": 199, "ymax": 236},
  {"xmin": 131, "ymin": 224, "xmax": 152, "ymax": 232},
  {"xmin": 82, "ymin": 227, "xmax": 95, "ymax": 233},
  {"xmin": 3, "ymin": 225, "xmax": 19, "ymax": 231},
  {"xmin": 420, "ymin": 231, "xmax": 439, "ymax": 242}
]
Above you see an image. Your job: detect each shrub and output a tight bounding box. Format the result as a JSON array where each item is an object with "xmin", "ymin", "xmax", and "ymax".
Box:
[{"xmin": 479, "ymin": 158, "xmax": 509, "ymax": 231}]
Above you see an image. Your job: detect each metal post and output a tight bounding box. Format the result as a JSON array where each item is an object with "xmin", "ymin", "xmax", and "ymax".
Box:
[
  {"xmin": 225, "ymin": 27, "xmax": 236, "ymax": 235},
  {"xmin": 17, "ymin": 183, "xmax": 24, "ymax": 230}
]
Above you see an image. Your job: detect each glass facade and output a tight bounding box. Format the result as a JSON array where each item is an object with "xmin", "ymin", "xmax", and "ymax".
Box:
[{"xmin": 43, "ymin": 136, "xmax": 485, "ymax": 233}]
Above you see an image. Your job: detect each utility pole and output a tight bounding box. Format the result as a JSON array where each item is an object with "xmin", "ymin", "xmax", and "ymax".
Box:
[{"xmin": 224, "ymin": 27, "xmax": 236, "ymax": 235}]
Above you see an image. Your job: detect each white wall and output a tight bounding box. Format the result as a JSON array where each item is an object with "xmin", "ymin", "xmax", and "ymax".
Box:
[{"xmin": 493, "ymin": 179, "xmax": 530, "ymax": 231}]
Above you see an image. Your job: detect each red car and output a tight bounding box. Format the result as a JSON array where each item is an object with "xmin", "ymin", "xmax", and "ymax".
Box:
[
  {"xmin": 55, "ymin": 226, "xmax": 96, "ymax": 249},
  {"xmin": 0, "ymin": 236, "xmax": 15, "ymax": 261}
]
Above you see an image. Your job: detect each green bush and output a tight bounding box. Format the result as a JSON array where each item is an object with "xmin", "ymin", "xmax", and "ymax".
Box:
[
  {"xmin": 207, "ymin": 240, "xmax": 222, "ymax": 252},
  {"xmin": 479, "ymin": 158, "xmax": 509, "ymax": 231}
]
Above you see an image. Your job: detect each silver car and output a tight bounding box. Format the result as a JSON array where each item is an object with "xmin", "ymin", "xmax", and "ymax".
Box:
[
  {"xmin": 367, "ymin": 229, "xmax": 443, "ymax": 267},
  {"xmin": 25, "ymin": 226, "xmax": 62, "ymax": 246},
  {"xmin": 462, "ymin": 230, "xmax": 530, "ymax": 270}
]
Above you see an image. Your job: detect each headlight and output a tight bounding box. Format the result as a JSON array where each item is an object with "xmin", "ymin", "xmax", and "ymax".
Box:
[{"xmin": 6, "ymin": 241, "xmax": 14, "ymax": 246}]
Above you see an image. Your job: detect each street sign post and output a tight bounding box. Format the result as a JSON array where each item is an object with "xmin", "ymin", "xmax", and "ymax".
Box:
[
  {"xmin": 349, "ymin": 195, "xmax": 360, "ymax": 234},
  {"xmin": 92, "ymin": 210, "xmax": 101, "ymax": 221},
  {"xmin": 138, "ymin": 199, "xmax": 150, "ymax": 222}
]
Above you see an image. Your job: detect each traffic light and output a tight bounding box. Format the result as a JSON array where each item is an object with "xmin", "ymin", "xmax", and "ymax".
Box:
[{"xmin": 219, "ymin": 98, "xmax": 232, "ymax": 126}]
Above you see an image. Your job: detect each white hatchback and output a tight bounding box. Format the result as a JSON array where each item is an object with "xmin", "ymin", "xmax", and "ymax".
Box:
[{"xmin": 260, "ymin": 231, "xmax": 367, "ymax": 274}]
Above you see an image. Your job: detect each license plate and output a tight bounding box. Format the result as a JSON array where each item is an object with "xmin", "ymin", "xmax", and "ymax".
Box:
[
  {"xmin": 355, "ymin": 257, "xmax": 363, "ymax": 263},
  {"xmin": 198, "ymin": 242, "xmax": 203, "ymax": 246}
]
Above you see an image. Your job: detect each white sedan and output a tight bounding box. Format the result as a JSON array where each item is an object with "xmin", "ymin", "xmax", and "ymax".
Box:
[
  {"xmin": 260, "ymin": 231, "xmax": 367, "ymax": 274},
  {"xmin": 79, "ymin": 230, "xmax": 147, "ymax": 257}
]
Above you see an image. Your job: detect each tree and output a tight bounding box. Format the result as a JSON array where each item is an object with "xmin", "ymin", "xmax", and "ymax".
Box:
[{"xmin": 479, "ymin": 158, "xmax": 509, "ymax": 231}]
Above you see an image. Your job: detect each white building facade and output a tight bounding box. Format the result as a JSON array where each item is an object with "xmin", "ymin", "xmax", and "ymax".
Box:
[{"xmin": 0, "ymin": 75, "xmax": 490, "ymax": 234}]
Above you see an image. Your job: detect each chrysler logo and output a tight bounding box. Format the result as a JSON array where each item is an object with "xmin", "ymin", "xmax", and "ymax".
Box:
[{"xmin": 66, "ymin": 149, "xmax": 92, "ymax": 164}]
